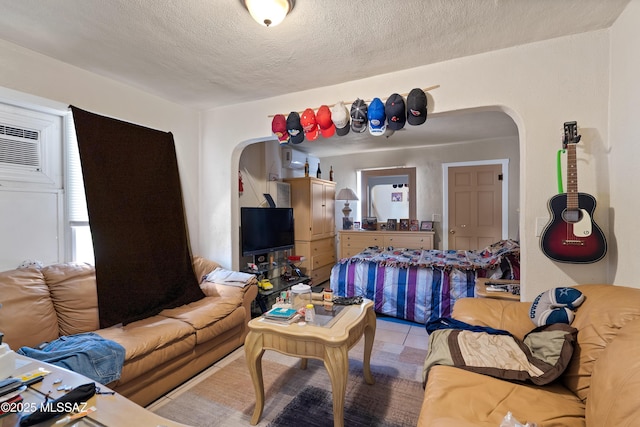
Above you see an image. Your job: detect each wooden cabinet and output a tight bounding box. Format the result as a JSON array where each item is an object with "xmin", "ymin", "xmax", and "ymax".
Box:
[
  {"xmin": 339, "ymin": 230, "xmax": 435, "ymax": 258},
  {"xmin": 284, "ymin": 177, "xmax": 336, "ymax": 284}
]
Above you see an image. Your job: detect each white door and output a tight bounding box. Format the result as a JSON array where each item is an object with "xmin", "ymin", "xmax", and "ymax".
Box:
[{"xmin": 447, "ymin": 164, "xmax": 503, "ymax": 250}]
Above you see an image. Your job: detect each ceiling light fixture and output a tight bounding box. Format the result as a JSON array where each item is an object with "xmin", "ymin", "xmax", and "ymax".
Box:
[{"xmin": 242, "ymin": 0, "xmax": 294, "ymax": 27}]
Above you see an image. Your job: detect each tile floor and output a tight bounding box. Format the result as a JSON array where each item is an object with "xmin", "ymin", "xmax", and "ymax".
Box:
[{"xmin": 146, "ymin": 315, "xmax": 429, "ymax": 412}]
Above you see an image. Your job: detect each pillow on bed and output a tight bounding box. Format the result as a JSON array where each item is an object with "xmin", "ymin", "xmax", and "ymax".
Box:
[{"xmin": 529, "ymin": 287, "xmax": 585, "ymax": 327}]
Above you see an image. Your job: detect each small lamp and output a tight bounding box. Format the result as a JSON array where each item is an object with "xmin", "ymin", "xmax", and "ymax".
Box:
[
  {"xmin": 242, "ymin": 0, "xmax": 295, "ymax": 27},
  {"xmin": 336, "ymin": 187, "xmax": 359, "ymax": 218}
]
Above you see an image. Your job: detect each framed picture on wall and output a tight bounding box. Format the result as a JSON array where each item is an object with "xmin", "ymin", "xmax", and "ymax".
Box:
[
  {"xmin": 409, "ymin": 220, "xmax": 419, "ymax": 231},
  {"xmin": 386, "ymin": 219, "xmax": 397, "ymax": 231},
  {"xmin": 391, "ymin": 192, "xmax": 403, "ymax": 202},
  {"xmin": 420, "ymin": 221, "xmax": 433, "ymax": 231},
  {"xmin": 399, "ymin": 218, "xmax": 410, "ymax": 231}
]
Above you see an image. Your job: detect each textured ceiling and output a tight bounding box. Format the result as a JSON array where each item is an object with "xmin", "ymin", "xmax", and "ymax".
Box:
[{"xmin": 0, "ymin": 0, "xmax": 630, "ymax": 156}]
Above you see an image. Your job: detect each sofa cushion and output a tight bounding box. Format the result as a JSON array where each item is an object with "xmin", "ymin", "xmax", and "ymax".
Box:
[
  {"xmin": 159, "ymin": 294, "xmax": 244, "ymax": 344},
  {"xmin": 419, "ymin": 365, "xmax": 585, "ymax": 427},
  {"xmin": 41, "ymin": 262, "xmax": 100, "ymax": 336},
  {"xmin": 95, "ymin": 315, "xmax": 196, "ymax": 384},
  {"xmin": 586, "ymin": 317, "xmax": 640, "ymax": 426},
  {"xmin": 0, "ymin": 267, "xmax": 59, "ymax": 349},
  {"xmin": 562, "ymin": 284, "xmax": 640, "ymax": 401},
  {"xmin": 452, "ymin": 298, "xmax": 533, "ymax": 340}
]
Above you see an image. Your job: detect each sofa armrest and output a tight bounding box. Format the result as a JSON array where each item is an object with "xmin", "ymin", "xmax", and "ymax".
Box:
[
  {"xmin": 452, "ymin": 298, "xmax": 534, "ymax": 340},
  {"xmin": 191, "ymin": 256, "xmax": 221, "ymax": 282}
]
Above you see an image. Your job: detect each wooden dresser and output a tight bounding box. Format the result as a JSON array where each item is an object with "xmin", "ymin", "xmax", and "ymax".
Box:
[
  {"xmin": 338, "ymin": 230, "xmax": 435, "ymax": 258},
  {"xmin": 284, "ymin": 177, "xmax": 336, "ymax": 285}
]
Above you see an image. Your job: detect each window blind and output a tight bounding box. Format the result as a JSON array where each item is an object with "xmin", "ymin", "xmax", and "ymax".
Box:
[{"xmin": 65, "ymin": 112, "xmax": 88, "ymax": 223}]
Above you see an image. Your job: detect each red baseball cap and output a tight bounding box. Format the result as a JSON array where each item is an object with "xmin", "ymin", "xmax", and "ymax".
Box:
[
  {"xmin": 300, "ymin": 108, "xmax": 319, "ymax": 141},
  {"xmin": 271, "ymin": 114, "xmax": 289, "ymax": 144},
  {"xmin": 316, "ymin": 105, "xmax": 336, "ymax": 138}
]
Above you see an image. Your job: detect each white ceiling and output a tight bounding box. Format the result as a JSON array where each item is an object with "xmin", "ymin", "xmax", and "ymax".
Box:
[{"xmin": 0, "ymin": 0, "xmax": 630, "ymax": 156}]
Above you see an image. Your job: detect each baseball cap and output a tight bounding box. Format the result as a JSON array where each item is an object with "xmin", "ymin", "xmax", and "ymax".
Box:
[
  {"xmin": 407, "ymin": 88, "xmax": 427, "ymax": 125},
  {"xmin": 331, "ymin": 101, "xmax": 350, "ymax": 136},
  {"xmin": 385, "ymin": 93, "xmax": 406, "ymax": 131},
  {"xmin": 286, "ymin": 111, "xmax": 304, "ymax": 144},
  {"xmin": 300, "ymin": 108, "xmax": 319, "ymax": 141},
  {"xmin": 316, "ymin": 105, "xmax": 336, "ymax": 138},
  {"xmin": 350, "ymin": 99, "xmax": 368, "ymax": 133},
  {"xmin": 367, "ymin": 97, "xmax": 386, "ymax": 136},
  {"xmin": 272, "ymin": 114, "xmax": 289, "ymax": 144}
]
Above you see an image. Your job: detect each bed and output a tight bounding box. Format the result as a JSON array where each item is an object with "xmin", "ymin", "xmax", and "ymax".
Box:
[{"xmin": 329, "ymin": 239, "xmax": 520, "ymax": 324}]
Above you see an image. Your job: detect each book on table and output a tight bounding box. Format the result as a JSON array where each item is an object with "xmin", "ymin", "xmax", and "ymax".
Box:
[{"xmin": 264, "ymin": 307, "xmax": 298, "ymax": 321}]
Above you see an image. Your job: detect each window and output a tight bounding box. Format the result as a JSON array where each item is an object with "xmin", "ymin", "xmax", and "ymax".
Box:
[{"xmin": 65, "ymin": 113, "xmax": 94, "ymax": 264}]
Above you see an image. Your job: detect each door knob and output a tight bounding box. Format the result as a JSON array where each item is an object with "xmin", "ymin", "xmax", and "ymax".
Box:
[{"xmin": 449, "ymin": 229, "xmax": 455, "ymax": 234}]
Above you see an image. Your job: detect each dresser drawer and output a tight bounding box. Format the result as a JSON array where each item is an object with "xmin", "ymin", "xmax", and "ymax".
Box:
[
  {"xmin": 309, "ymin": 264, "xmax": 333, "ymax": 285},
  {"xmin": 341, "ymin": 234, "xmax": 380, "ymax": 258},
  {"xmin": 383, "ymin": 232, "xmax": 434, "ymax": 249},
  {"xmin": 340, "ymin": 247, "xmax": 361, "ymax": 259},
  {"xmin": 384, "ymin": 236, "xmax": 429, "ymax": 248},
  {"xmin": 311, "ymin": 252, "xmax": 336, "ymax": 269},
  {"xmin": 309, "ymin": 236, "xmax": 335, "ymax": 254},
  {"xmin": 342, "ymin": 233, "xmax": 380, "ymax": 247},
  {"xmin": 339, "ymin": 230, "xmax": 434, "ymax": 255}
]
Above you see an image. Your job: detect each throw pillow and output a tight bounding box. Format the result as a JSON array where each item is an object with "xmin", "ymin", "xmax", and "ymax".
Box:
[{"xmin": 530, "ymin": 287, "xmax": 585, "ymax": 327}]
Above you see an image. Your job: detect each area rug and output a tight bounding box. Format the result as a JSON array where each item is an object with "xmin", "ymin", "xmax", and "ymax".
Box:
[{"xmin": 152, "ymin": 341, "xmax": 427, "ymax": 427}]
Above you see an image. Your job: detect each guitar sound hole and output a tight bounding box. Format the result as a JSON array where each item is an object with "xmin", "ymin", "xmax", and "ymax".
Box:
[{"xmin": 562, "ymin": 209, "xmax": 581, "ymax": 223}]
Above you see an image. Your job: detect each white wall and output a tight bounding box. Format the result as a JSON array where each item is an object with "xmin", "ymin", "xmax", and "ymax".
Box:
[
  {"xmin": 0, "ymin": 39, "xmax": 202, "ymax": 257},
  {"xmin": 609, "ymin": 0, "xmax": 640, "ymax": 286},
  {"xmin": 202, "ymin": 30, "xmax": 612, "ymax": 301}
]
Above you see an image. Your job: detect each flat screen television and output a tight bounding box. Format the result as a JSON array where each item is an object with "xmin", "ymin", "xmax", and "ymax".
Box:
[{"xmin": 241, "ymin": 207, "xmax": 295, "ymax": 256}]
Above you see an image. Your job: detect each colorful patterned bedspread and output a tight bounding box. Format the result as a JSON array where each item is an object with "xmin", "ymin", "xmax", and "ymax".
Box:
[{"xmin": 330, "ymin": 240, "xmax": 520, "ymax": 324}]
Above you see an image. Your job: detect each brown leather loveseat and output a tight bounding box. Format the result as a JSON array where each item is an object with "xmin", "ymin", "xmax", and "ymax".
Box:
[
  {"xmin": 0, "ymin": 256, "xmax": 257, "ymax": 406},
  {"xmin": 418, "ymin": 284, "xmax": 640, "ymax": 427}
]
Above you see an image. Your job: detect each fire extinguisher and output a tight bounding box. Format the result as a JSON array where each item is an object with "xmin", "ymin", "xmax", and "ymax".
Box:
[{"xmin": 238, "ymin": 171, "xmax": 244, "ymax": 196}]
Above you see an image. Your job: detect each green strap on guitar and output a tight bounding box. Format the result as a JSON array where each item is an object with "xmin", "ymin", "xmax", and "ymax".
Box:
[{"xmin": 557, "ymin": 149, "xmax": 565, "ymax": 194}]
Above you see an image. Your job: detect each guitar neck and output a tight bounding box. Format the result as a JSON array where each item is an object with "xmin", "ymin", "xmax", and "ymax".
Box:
[{"xmin": 566, "ymin": 143, "xmax": 579, "ymax": 210}]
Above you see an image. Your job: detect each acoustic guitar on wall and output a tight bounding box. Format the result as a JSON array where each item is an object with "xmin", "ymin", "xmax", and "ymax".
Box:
[{"xmin": 540, "ymin": 121, "xmax": 607, "ymax": 263}]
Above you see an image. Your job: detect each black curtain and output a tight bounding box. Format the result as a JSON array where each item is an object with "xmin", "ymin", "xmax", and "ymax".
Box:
[{"xmin": 71, "ymin": 106, "xmax": 204, "ymax": 328}]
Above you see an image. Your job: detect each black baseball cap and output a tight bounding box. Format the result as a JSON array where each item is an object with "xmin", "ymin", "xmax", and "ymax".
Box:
[
  {"xmin": 286, "ymin": 111, "xmax": 304, "ymax": 144},
  {"xmin": 385, "ymin": 93, "xmax": 406, "ymax": 131},
  {"xmin": 407, "ymin": 88, "xmax": 427, "ymax": 126}
]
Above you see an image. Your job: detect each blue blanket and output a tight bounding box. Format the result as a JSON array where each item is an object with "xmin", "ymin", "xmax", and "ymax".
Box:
[{"xmin": 18, "ymin": 332, "xmax": 125, "ymax": 384}]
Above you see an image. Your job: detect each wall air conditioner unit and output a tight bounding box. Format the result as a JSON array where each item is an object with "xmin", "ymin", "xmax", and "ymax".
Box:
[
  {"xmin": 0, "ymin": 104, "xmax": 62, "ymax": 187},
  {"xmin": 0, "ymin": 124, "xmax": 41, "ymax": 173},
  {"xmin": 281, "ymin": 147, "xmax": 306, "ymax": 169}
]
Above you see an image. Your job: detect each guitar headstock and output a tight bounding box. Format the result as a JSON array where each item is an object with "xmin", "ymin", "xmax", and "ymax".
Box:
[{"xmin": 563, "ymin": 121, "xmax": 581, "ymax": 148}]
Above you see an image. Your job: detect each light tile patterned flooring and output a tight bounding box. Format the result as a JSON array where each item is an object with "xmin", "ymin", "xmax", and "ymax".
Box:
[{"xmin": 146, "ymin": 315, "xmax": 429, "ymax": 412}]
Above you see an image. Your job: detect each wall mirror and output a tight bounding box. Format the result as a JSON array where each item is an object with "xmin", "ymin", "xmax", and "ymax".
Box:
[{"xmin": 360, "ymin": 167, "xmax": 416, "ymax": 221}]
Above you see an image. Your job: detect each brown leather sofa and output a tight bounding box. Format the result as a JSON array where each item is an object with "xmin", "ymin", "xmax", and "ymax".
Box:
[
  {"xmin": 418, "ymin": 284, "xmax": 640, "ymax": 427},
  {"xmin": 0, "ymin": 256, "xmax": 257, "ymax": 406}
]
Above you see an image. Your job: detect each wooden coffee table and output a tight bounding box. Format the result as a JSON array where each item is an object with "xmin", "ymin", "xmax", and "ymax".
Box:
[
  {"xmin": 245, "ymin": 299, "xmax": 376, "ymax": 427},
  {"xmin": 2, "ymin": 354, "xmax": 190, "ymax": 427}
]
